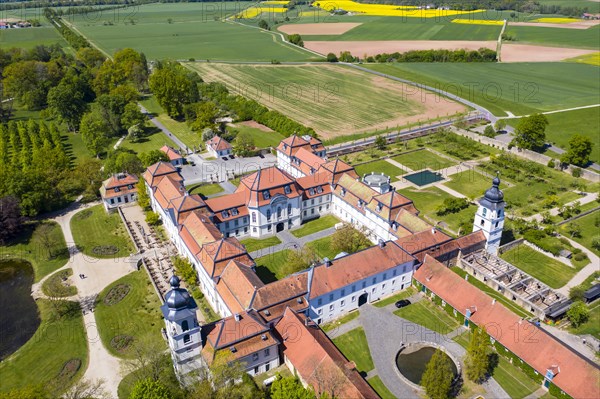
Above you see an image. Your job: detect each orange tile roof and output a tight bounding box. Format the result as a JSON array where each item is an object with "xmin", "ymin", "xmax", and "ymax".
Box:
[
  {"xmin": 454, "ymin": 230, "xmax": 486, "ymax": 251},
  {"xmin": 289, "ymin": 147, "xmax": 326, "ymax": 176},
  {"xmin": 160, "ymin": 145, "xmax": 183, "ymax": 161},
  {"xmin": 100, "ymin": 174, "xmax": 139, "ymax": 200},
  {"xmin": 394, "ymin": 228, "xmax": 453, "ymax": 255},
  {"xmin": 252, "ymin": 272, "xmax": 308, "ymax": 311},
  {"xmin": 277, "ymin": 135, "xmax": 312, "ymax": 157},
  {"xmin": 296, "ymin": 171, "xmax": 334, "ymax": 189},
  {"xmin": 204, "ymin": 192, "xmax": 249, "ymax": 223},
  {"xmin": 204, "ymin": 310, "xmax": 270, "ymax": 349},
  {"xmin": 237, "ymin": 167, "xmax": 301, "ymax": 207},
  {"xmin": 154, "ymin": 175, "xmax": 186, "ymax": 210},
  {"xmin": 321, "ymin": 158, "xmax": 355, "ymax": 178},
  {"xmin": 414, "ymin": 256, "xmax": 600, "ymax": 399},
  {"xmin": 216, "ymin": 260, "xmax": 264, "ymax": 313},
  {"xmin": 394, "ymin": 208, "xmax": 432, "ymax": 234},
  {"xmin": 103, "ymin": 173, "xmax": 138, "ymax": 189},
  {"xmin": 207, "ymin": 136, "xmax": 232, "ymax": 151},
  {"xmin": 309, "ymin": 241, "xmax": 416, "ymax": 299},
  {"xmin": 198, "ymin": 238, "xmax": 253, "ymax": 278},
  {"xmin": 169, "ymin": 194, "xmax": 208, "ymax": 224},
  {"xmin": 275, "ymin": 309, "xmax": 379, "ymax": 399},
  {"xmin": 143, "ymin": 161, "xmax": 179, "ymax": 187},
  {"xmin": 181, "ymin": 211, "xmax": 222, "ymax": 245}
]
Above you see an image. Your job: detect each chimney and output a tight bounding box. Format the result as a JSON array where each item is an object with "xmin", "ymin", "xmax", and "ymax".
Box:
[
  {"xmin": 304, "ymin": 318, "xmax": 309, "ymax": 327},
  {"xmin": 234, "ymin": 313, "xmax": 241, "ymax": 322},
  {"xmin": 324, "ymin": 257, "xmax": 331, "ymax": 267},
  {"xmin": 431, "ymin": 228, "xmax": 436, "ymax": 234},
  {"xmin": 378, "ymin": 240, "xmax": 386, "ymax": 248},
  {"xmin": 492, "ymin": 299, "xmax": 496, "ymax": 305}
]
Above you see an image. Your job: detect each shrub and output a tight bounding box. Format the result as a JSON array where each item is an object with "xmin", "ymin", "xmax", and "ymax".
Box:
[
  {"xmin": 573, "ymin": 252, "xmax": 587, "ymax": 262},
  {"xmin": 572, "ymin": 167, "xmax": 582, "ymax": 178},
  {"xmin": 145, "ymin": 211, "xmax": 160, "ymax": 226},
  {"xmin": 591, "ymin": 236, "xmax": 600, "ymax": 251},
  {"xmin": 547, "ymin": 159, "xmax": 555, "ymax": 168},
  {"xmin": 567, "ymin": 301, "xmax": 590, "ymax": 327},
  {"xmin": 436, "ymin": 197, "xmax": 470, "ymax": 216},
  {"xmin": 326, "ymin": 52, "xmax": 338, "ymax": 62}
]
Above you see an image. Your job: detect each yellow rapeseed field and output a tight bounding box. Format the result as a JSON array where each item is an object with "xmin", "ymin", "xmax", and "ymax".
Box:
[
  {"xmin": 259, "ymin": 1, "xmax": 290, "ymax": 4},
  {"xmin": 452, "ymin": 18, "xmax": 504, "ymax": 25},
  {"xmin": 235, "ymin": 5, "xmax": 288, "ymax": 19},
  {"xmin": 311, "ymin": 1, "xmax": 482, "ymax": 18},
  {"xmin": 532, "ymin": 17, "xmax": 580, "ymax": 24},
  {"xmin": 567, "ymin": 52, "xmax": 600, "ymax": 67}
]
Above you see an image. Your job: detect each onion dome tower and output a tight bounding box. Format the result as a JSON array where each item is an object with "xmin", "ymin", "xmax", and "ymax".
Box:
[{"xmin": 473, "ymin": 174, "xmax": 505, "ymax": 255}]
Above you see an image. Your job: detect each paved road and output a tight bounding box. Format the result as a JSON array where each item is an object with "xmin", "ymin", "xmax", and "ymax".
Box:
[{"xmin": 139, "ymin": 104, "xmax": 189, "ymax": 151}]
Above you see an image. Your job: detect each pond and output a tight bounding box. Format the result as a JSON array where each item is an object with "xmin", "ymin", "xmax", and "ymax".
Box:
[
  {"xmin": 0, "ymin": 260, "xmax": 41, "ymax": 360},
  {"xmin": 396, "ymin": 345, "xmax": 458, "ymax": 385},
  {"xmin": 404, "ymin": 170, "xmax": 445, "ymax": 186}
]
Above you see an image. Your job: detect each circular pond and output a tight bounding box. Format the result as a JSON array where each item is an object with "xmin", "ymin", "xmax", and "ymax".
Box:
[
  {"xmin": 0, "ymin": 260, "xmax": 41, "ymax": 360},
  {"xmin": 396, "ymin": 344, "xmax": 458, "ymax": 386}
]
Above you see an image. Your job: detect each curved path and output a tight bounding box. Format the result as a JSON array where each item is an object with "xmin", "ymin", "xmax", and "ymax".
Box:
[{"xmin": 33, "ymin": 201, "xmax": 138, "ymax": 398}]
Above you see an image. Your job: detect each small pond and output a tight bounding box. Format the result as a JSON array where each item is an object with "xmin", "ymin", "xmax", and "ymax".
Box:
[
  {"xmin": 0, "ymin": 260, "xmax": 41, "ymax": 360},
  {"xmin": 396, "ymin": 345, "xmax": 458, "ymax": 385},
  {"xmin": 404, "ymin": 170, "xmax": 445, "ymax": 186}
]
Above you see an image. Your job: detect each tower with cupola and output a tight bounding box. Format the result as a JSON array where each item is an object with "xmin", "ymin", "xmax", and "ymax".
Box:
[
  {"xmin": 160, "ymin": 275, "xmax": 203, "ymax": 378},
  {"xmin": 473, "ymin": 175, "xmax": 505, "ymax": 255}
]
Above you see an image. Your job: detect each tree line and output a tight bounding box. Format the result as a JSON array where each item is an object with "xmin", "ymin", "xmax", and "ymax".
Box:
[
  {"xmin": 328, "ymin": 48, "xmax": 497, "ymax": 64},
  {"xmin": 149, "ymin": 61, "xmax": 316, "ymax": 138}
]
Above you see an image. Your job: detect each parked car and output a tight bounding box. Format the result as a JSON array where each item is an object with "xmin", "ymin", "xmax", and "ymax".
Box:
[
  {"xmin": 221, "ymin": 157, "xmax": 228, "ymax": 161},
  {"xmin": 395, "ymin": 299, "xmax": 411, "ymax": 309}
]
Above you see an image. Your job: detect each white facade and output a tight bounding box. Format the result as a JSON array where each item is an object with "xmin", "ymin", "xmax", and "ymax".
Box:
[
  {"xmin": 103, "ymin": 192, "xmax": 137, "ymax": 211},
  {"xmin": 308, "ymin": 261, "xmax": 414, "ymax": 324},
  {"xmin": 472, "ymin": 177, "xmax": 505, "ymax": 256}
]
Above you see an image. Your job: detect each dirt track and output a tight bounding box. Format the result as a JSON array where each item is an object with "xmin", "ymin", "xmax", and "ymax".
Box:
[
  {"xmin": 304, "ymin": 40, "xmax": 497, "ymax": 57},
  {"xmin": 277, "ymin": 22, "xmax": 362, "ymax": 35},
  {"xmin": 509, "ymin": 20, "xmax": 600, "ymax": 29},
  {"xmin": 501, "ymin": 44, "xmax": 598, "ymax": 62}
]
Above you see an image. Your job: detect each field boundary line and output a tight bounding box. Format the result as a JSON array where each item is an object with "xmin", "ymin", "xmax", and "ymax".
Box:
[
  {"xmin": 497, "ymin": 104, "xmax": 600, "ymax": 119},
  {"xmin": 59, "ymin": 18, "xmax": 112, "ymax": 59}
]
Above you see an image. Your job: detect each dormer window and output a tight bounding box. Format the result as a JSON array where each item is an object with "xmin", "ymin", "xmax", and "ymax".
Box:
[
  {"xmin": 230, "ymin": 346, "xmax": 237, "ymax": 353},
  {"xmin": 316, "ymin": 186, "xmax": 323, "ymax": 194},
  {"xmin": 127, "ymin": 184, "xmax": 133, "ymax": 190},
  {"xmin": 341, "ymin": 188, "xmax": 346, "ymax": 197},
  {"xmin": 376, "ymin": 202, "xmax": 383, "ymax": 212},
  {"xmin": 231, "ymin": 208, "xmax": 238, "ymax": 216},
  {"xmin": 358, "ymin": 199, "xmax": 363, "ymax": 208},
  {"xmin": 221, "ymin": 210, "xmax": 229, "ymax": 218},
  {"xmin": 284, "ymin": 185, "xmax": 291, "ymax": 194},
  {"xmin": 263, "ymin": 190, "xmax": 270, "ymax": 200},
  {"xmin": 114, "ymin": 187, "xmax": 120, "ymax": 193},
  {"xmin": 309, "ymin": 188, "xmax": 315, "ymax": 196},
  {"xmin": 392, "ymin": 222, "xmax": 398, "ymax": 231}
]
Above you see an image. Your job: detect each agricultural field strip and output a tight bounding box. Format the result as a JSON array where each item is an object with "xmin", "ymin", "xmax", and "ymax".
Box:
[{"xmin": 186, "ymin": 63, "xmax": 428, "ymax": 135}]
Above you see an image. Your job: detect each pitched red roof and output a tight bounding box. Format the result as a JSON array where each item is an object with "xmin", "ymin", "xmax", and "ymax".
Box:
[
  {"xmin": 154, "ymin": 175, "xmax": 186, "ymax": 210},
  {"xmin": 198, "ymin": 238, "xmax": 254, "ymax": 278},
  {"xmin": 143, "ymin": 161, "xmax": 180, "ymax": 188},
  {"xmin": 277, "ymin": 135, "xmax": 312, "ymax": 157},
  {"xmin": 394, "ymin": 228, "xmax": 453, "ymax": 255},
  {"xmin": 100, "ymin": 174, "xmax": 138, "ymax": 199},
  {"xmin": 414, "ymin": 256, "xmax": 600, "ymax": 399},
  {"xmin": 207, "ymin": 136, "xmax": 232, "ymax": 151},
  {"xmin": 237, "ymin": 167, "xmax": 301, "ymax": 207},
  {"xmin": 309, "ymin": 241, "xmax": 416, "ymax": 299},
  {"xmin": 275, "ymin": 309, "xmax": 378, "ymax": 399},
  {"xmin": 216, "ymin": 260, "xmax": 264, "ymax": 314},
  {"xmin": 252, "ymin": 272, "xmax": 308, "ymax": 311},
  {"xmin": 160, "ymin": 145, "xmax": 183, "ymax": 161}
]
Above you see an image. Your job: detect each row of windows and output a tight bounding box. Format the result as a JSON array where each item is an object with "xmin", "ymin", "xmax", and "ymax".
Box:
[
  {"xmin": 251, "ymin": 348, "xmax": 271, "ymax": 362},
  {"xmin": 303, "ymin": 195, "xmax": 329, "ymax": 207},
  {"xmin": 224, "ymin": 217, "xmax": 248, "ymax": 229},
  {"xmin": 316, "ymin": 272, "xmax": 407, "ymax": 306},
  {"xmin": 262, "ymin": 185, "xmax": 292, "ymax": 200},
  {"xmin": 317, "ymin": 280, "xmax": 406, "ymax": 315}
]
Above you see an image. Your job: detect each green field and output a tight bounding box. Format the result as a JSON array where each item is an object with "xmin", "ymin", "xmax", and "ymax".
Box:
[
  {"xmin": 291, "ymin": 214, "xmax": 339, "ymax": 238},
  {"xmin": 559, "ymin": 210, "xmax": 600, "ymax": 257},
  {"xmin": 394, "ymin": 299, "xmax": 460, "ymax": 334},
  {"xmin": 42, "ymin": 268, "xmax": 77, "ymax": 298},
  {"xmin": 507, "ymin": 107, "xmax": 600, "ymax": 164},
  {"xmin": 321, "ymin": 310, "xmax": 359, "ymax": 333},
  {"xmin": 354, "ymin": 159, "xmax": 406, "ymax": 182},
  {"xmin": 254, "ymin": 249, "xmax": 293, "ymax": 283},
  {"xmin": 186, "ymin": 183, "xmax": 224, "ymax": 197},
  {"xmin": 501, "ymin": 245, "xmax": 577, "ymax": 289},
  {"xmin": 373, "ymin": 286, "xmax": 415, "ymax": 308},
  {"xmin": 296, "ymin": 12, "xmax": 503, "ymax": 41},
  {"xmin": 70, "ymin": 205, "xmax": 136, "ymax": 259},
  {"xmin": 505, "ymin": 24, "xmax": 600, "ymax": 49},
  {"xmin": 230, "ymin": 123, "xmax": 285, "ymax": 149},
  {"xmin": 95, "ymin": 270, "xmax": 165, "ymax": 358},
  {"xmin": 239, "ymin": 236, "xmax": 281, "ymax": 252},
  {"xmin": 140, "ymin": 96, "xmax": 202, "ymax": 149},
  {"xmin": 69, "ymin": 3, "xmax": 315, "ymax": 61},
  {"xmin": 570, "ymin": 302, "xmax": 600, "ymax": 339},
  {"xmin": 367, "ymin": 376, "xmax": 396, "ymax": 399},
  {"xmin": 0, "ymin": 221, "xmax": 69, "ymax": 282},
  {"xmin": 119, "ymin": 128, "xmax": 179, "ymax": 155},
  {"xmin": 185, "ymin": 62, "xmax": 445, "ymax": 137},
  {"xmin": 0, "ymin": 300, "xmax": 87, "ymax": 392},
  {"xmin": 365, "ymin": 62, "xmax": 600, "ymax": 117},
  {"xmin": 331, "ymin": 327, "xmax": 374, "ymax": 373},
  {"xmin": 307, "ymin": 236, "xmax": 340, "ymax": 260},
  {"xmin": 392, "ymin": 149, "xmax": 456, "ymax": 171},
  {"xmin": 443, "ymin": 169, "xmax": 493, "ymax": 199},
  {"xmin": 0, "ymin": 26, "xmax": 69, "ymax": 49}
]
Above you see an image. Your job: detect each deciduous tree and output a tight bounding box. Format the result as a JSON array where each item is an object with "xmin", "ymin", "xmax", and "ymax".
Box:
[
  {"xmin": 567, "ymin": 301, "xmax": 590, "ymax": 327},
  {"xmin": 122, "ymin": 102, "xmax": 146, "ymax": 130},
  {"xmin": 140, "ymin": 150, "xmax": 169, "ymax": 167},
  {"xmin": 129, "ymin": 378, "xmax": 171, "ymax": 399},
  {"xmin": 465, "ymin": 327, "xmax": 490, "ymax": 383},
  {"xmin": 512, "ymin": 113, "xmax": 548, "ymax": 150},
  {"xmin": 0, "ymin": 195, "xmax": 24, "ymax": 244},
  {"xmin": 420, "ymin": 349, "xmax": 454, "ymax": 399},
  {"xmin": 331, "ymin": 224, "xmax": 371, "ymax": 254},
  {"xmin": 80, "ymin": 110, "xmax": 111, "ymax": 157},
  {"xmin": 560, "ymin": 134, "xmax": 594, "ymax": 167},
  {"xmin": 270, "ymin": 375, "xmax": 315, "ymax": 399},
  {"xmin": 232, "ymin": 131, "xmax": 255, "ymax": 156}
]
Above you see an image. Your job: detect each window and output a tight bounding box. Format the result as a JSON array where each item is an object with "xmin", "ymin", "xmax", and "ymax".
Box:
[
  {"xmin": 254, "ymin": 366, "xmax": 259, "ymax": 374},
  {"xmin": 263, "ymin": 190, "xmax": 270, "ymax": 200},
  {"xmin": 329, "ymin": 294, "xmax": 334, "ymax": 301},
  {"xmin": 318, "ymin": 298, "xmax": 322, "ymax": 306},
  {"xmin": 221, "ymin": 210, "xmax": 229, "ymax": 219},
  {"xmin": 184, "ymin": 334, "xmax": 190, "ymax": 344},
  {"xmin": 303, "ymin": 211, "xmax": 307, "ymax": 216},
  {"xmin": 266, "ymin": 210, "xmax": 271, "ymax": 221},
  {"xmin": 252, "ymin": 353, "xmax": 259, "ymax": 361},
  {"xmin": 351, "ymin": 296, "xmax": 356, "ymax": 302},
  {"xmin": 393, "ymin": 269, "xmax": 397, "ymax": 277},
  {"xmin": 287, "ymin": 204, "xmax": 292, "ymax": 215},
  {"xmin": 311, "ymin": 209, "xmax": 315, "ymax": 215},
  {"xmin": 372, "ymin": 287, "xmax": 376, "ymax": 293},
  {"xmin": 309, "ymin": 188, "xmax": 315, "ymax": 196},
  {"xmin": 110, "ymin": 198, "xmax": 114, "ymax": 204},
  {"xmin": 392, "ymin": 279, "xmax": 395, "ymax": 285},
  {"xmin": 382, "ymin": 283, "xmax": 386, "ymax": 290},
  {"xmin": 329, "ymin": 304, "xmax": 334, "ymax": 311},
  {"xmin": 225, "ymin": 221, "xmax": 230, "ymax": 228},
  {"xmin": 340, "ymin": 189, "xmax": 346, "ymax": 197},
  {"xmin": 264, "ymin": 348, "xmax": 270, "ymax": 356},
  {"xmin": 266, "ymin": 363, "xmax": 270, "ymax": 372},
  {"xmin": 267, "ymin": 224, "xmax": 272, "ymax": 231},
  {"xmin": 318, "ymin": 309, "xmax": 323, "ymax": 315},
  {"xmin": 372, "ymin": 277, "xmax": 376, "ymax": 284},
  {"xmin": 182, "ymin": 320, "xmax": 189, "ymax": 332},
  {"xmin": 277, "ymin": 208, "xmax": 282, "ymax": 218},
  {"xmin": 317, "ymin": 186, "xmax": 323, "ymax": 194},
  {"xmin": 127, "ymin": 184, "xmax": 133, "ymax": 190},
  {"xmin": 340, "ymin": 300, "xmax": 345, "ymax": 306},
  {"xmin": 253, "ymin": 227, "xmax": 257, "ymax": 233},
  {"xmin": 114, "ymin": 187, "xmax": 120, "ymax": 193},
  {"xmin": 352, "ymin": 285, "xmax": 356, "ymax": 293},
  {"xmin": 244, "ymin": 227, "xmax": 248, "ymax": 233},
  {"xmin": 362, "ymin": 281, "xmax": 366, "ymax": 289},
  {"xmin": 483, "ymin": 208, "xmax": 487, "ymax": 217},
  {"xmin": 284, "ymin": 185, "xmax": 291, "ymax": 194},
  {"xmin": 341, "ymin": 289, "xmax": 345, "ymax": 296},
  {"xmin": 311, "ymin": 198, "xmax": 315, "ymax": 205},
  {"xmin": 383, "ymin": 273, "xmax": 387, "ymax": 280},
  {"xmin": 234, "ymin": 219, "xmax": 239, "ymax": 227},
  {"xmin": 498, "ymin": 209, "xmax": 502, "ymax": 217},
  {"xmin": 231, "ymin": 208, "xmax": 238, "ymax": 216},
  {"xmin": 117, "ymin": 197, "xmax": 122, "ymax": 203},
  {"xmin": 480, "ymin": 219, "xmax": 485, "ymax": 226},
  {"xmin": 376, "ymin": 202, "xmax": 383, "ymax": 212}
]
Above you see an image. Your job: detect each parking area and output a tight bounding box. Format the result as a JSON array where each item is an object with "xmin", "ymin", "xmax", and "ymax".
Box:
[{"xmin": 180, "ymin": 153, "xmax": 277, "ymax": 185}]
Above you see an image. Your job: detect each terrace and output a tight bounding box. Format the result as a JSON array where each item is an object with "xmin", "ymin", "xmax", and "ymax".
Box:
[{"xmin": 460, "ymin": 249, "xmax": 570, "ymax": 320}]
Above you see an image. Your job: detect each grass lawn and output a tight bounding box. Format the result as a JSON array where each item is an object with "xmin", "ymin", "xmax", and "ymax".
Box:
[
  {"xmin": 492, "ymin": 356, "xmax": 540, "ymax": 399},
  {"xmin": 373, "ymin": 286, "xmax": 415, "ymax": 308},
  {"xmin": 307, "ymin": 236, "xmax": 340, "ymax": 261},
  {"xmin": 254, "ymin": 249, "xmax": 293, "ymax": 283},
  {"xmin": 0, "ymin": 221, "xmax": 69, "ymax": 282},
  {"xmin": 365, "ymin": 62, "xmax": 600, "ymax": 117},
  {"xmin": 291, "ymin": 215, "xmax": 340, "ymax": 238},
  {"xmin": 367, "ymin": 376, "xmax": 396, "ymax": 399},
  {"xmin": 240, "ymin": 236, "xmax": 281, "ymax": 253},
  {"xmin": 443, "ymin": 169, "xmax": 493, "ymax": 199},
  {"xmin": 186, "ymin": 62, "xmax": 439, "ymax": 137},
  {"xmin": 569, "ymin": 302, "xmax": 600, "ymax": 339},
  {"xmin": 62, "ymin": 131, "xmax": 94, "ymax": 165},
  {"xmin": 42, "ymin": 268, "xmax": 77, "ymax": 298},
  {"xmin": 332, "ymin": 327, "xmax": 374, "ymax": 374},
  {"xmin": 354, "ymin": 159, "xmax": 406, "ymax": 182},
  {"xmin": 451, "ymin": 268, "xmax": 531, "ymax": 318},
  {"xmin": 70, "ymin": 3, "xmax": 315, "ymax": 61},
  {"xmin": 119, "ymin": 127, "xmax": 179, "ymax": 155},
  {"xmin": 392, "ymin": 149, "xmax": 456, "ymax": 171},
  {"xmin": 394, "ymin": 299, "xmax": 460, "ymax": 334},
  {"xmin": 452, "ymin": 331, "xmax": 471, "ymax": 349},
  {"xmin": 500, "ymin": 245, "xmax": 577, "ymax": 289},
  {"xmin": 139, "ymin": 96, "xmax": 201, "ymax": 149},
  {"xmin": 559, "ymin": 210, "xmax": 600, "ymax": 257},
  {"xmin": 0, "ymin": 300, "xmax": 87, "ymax": 393},
  {"xmin": 70, "ymin": 205, "xmax": 136, "ymax": 259},
  {"xmin": 507, "ymin": 107, "xmax": 600, "ymax": 164},
  {"xmin": 321, "ymin": 310, "xmax": 360, "ymax": 333},
  {"xmin": 186, "ymin": 182, "xmax": 224, "ymax": 198},
  {"xmin": 94, "ymin": 270, "xmax": 165, "ymax": 358},
  {"xmin": 230, "ymin": 123, "xmax": 285, "ymax": 149}
]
